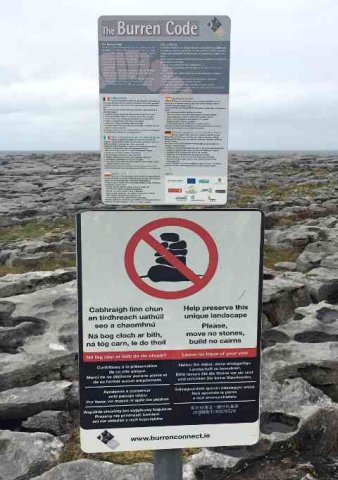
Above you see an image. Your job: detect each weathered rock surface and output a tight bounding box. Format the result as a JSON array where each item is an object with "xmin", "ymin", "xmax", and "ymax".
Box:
[
  {"xmin": 184, "ymin": 300, "xmax": 338, "ymax": 479},
  {"xmin": 22, "ymin": 410, "xmax": 71, "ymax": 436},
  {"xmin": 266, "ymin": 223, "xmax": 332, "ymax": 249},
  {"xmin": 185, "ymin": 369, "xmax": 338, "ymax": 480},
  {"xmin": 0, "ymin": 152, "xmax": 101, "ymax": 226},
  {"xmin": 296, "ymin": 241, "xmax": 338, "ymax": 272},
  {"xmin": 280, "ymin": 270, "xmax": 338, "ymax": 304},
  {"xmin": 263, "ymin": 274, "xmax": 311, "ymax": 325},
  {"xmin": 1, "ymin": 152, "xmax": 338, "ymax": 480},
  {"xmin": 0, "ymin": 281, "xmax": 77, "ymax": 391},
  {"xmin": 0, "ymin": 430, "xmax": 63, "ymax": 480},
  {"xmin": 0, "ymin": 269, "xmax": 76, "ymax": 298},
  {"xmin": 188, "ymin": 451, "xmax": 338, "ymax": 479},
  {"xmin": 0, "ymin": 236, "xmax": 76, "ymax": 271},
  {"xmin": 321, "ymin": 253, "xmax": 338, "ymax": 269},
  {"xmin": 0, "ymin": 381, "xmax": 75, "ymax": 420},
  {"xmin": 274, "ymin": 261, "xmax": 297, "ymax": 271},
  {"xmin": 31, "ymin": 460, "xmax": 153, "ymax": 480}
]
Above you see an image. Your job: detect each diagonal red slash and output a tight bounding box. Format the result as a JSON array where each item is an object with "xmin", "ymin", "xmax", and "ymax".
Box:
[{"xmin": 142, "ymin": 232, "xmax": 203, "ymax": 285}]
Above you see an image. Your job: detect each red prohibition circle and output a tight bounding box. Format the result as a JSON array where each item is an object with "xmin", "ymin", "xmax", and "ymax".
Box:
[{"xmin": 124, "ymin": 217, "xmax": 218, "ymax": 299}]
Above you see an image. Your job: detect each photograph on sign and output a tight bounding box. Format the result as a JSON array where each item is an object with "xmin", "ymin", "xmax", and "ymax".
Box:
[
  {"xmin": 77, "ymin": 210, "xmax": 263, "ymax": 452},
  {"xmin": 98, "ymin": 16, "xmax": 231, "ymax": 205}
]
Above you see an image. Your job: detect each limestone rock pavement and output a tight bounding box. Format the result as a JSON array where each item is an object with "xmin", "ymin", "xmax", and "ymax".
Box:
[
  {"xmin": 31, "ymin": 460, "xmax": 153, "ymax": 480},
  {"xmin": 1, "ymin": 152, "xmax": 338, "ymax": 480}
]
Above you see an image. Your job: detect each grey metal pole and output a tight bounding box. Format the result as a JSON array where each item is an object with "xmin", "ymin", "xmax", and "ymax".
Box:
[
  {"xmin": 153, "ymin": 449, "xmax": 183, "ymax": 480},
  {"xmin": 151, "ymin": 208, "xmax": 183, "ymax": 480}
]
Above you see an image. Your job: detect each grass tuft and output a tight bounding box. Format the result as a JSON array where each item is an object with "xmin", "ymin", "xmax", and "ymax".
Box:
[
  {"xmin": 264, "ymin": 244, "xmax": 300, "ymax": 269},
  {"xmin": 0, "ymin": 255, "xmax": 75, "ymax": 277},
  {"xmin": 235, "ymin": 180, "xmax": 338, "ymax": 207},
  {"xmin": 0, "ymin": 218, "xmax": 76, "ymax": 277},
  {"xmin": 0, "ymin": 218, "xmax": 74, "ymax": 243}
]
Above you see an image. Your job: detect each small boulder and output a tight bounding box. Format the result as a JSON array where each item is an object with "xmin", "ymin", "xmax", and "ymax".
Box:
[
  {"xmin": 263, "ymin": 276, "xmax": 311, "ymax": 325},
  {"xmin": 31, "ymin": 459, "xmax": 153, "ymax": 480},
  {"xmin": 22, "ymin": 410, "xmax": 71, "ymax": 436},
  {"xmin": 0, "ymin": 430, "xmax": 63, "ymax": 480},
  {"xmin": 0, "ymin": 381, "xmax": 72, "ymax": 419},
  {"xmin": 321, "ymin": 253, "xmax": 338, "ymax": 269},
  {"xmin": 274, "ymin": 262, "xmax": 297, "ymax": 272},
  {"xmin": 0, "ymin": 269, "xmax": 76, "ymax": 298}
]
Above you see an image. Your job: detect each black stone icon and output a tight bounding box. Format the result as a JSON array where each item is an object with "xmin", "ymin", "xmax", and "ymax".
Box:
[{"xmin": 142, "ymin": 232, "xmax": 189, "ymax": 282}]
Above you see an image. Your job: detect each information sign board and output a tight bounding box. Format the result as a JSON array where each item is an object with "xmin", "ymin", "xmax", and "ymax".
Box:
[
  {"xmin": 77, "ymin": 209, "xmax": 263, "ymax": 452},
  {"xmin": 98, "ymin": 16, "xmax": 231, "ymax": 205}
]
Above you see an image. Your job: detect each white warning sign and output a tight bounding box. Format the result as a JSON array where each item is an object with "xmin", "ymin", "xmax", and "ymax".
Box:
[
  {"xmin": 77, "ymin": 209, "xmax": 263, "ymax": 452},
  {"xmin": 98, "ymin": 16, "xmax": 231, "ymax": 205}
]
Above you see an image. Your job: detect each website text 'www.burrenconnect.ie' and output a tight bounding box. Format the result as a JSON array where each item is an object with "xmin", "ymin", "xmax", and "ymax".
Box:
[{"xmin": 131, "ymin": 432, "xmax": 211, "ymax": 442}]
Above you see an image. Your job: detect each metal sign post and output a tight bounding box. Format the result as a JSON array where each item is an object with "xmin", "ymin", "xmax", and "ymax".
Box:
[
  {"xmin": 76, "ymin": 14, "xmax": 262, "ymax": 479},
  {"xmin": 154, "ymin": 449, "xmax": 183, "ymax": 480}
]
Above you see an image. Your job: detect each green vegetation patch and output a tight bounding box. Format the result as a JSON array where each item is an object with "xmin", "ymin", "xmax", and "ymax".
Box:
[
  {"xmin": 272, "ymin": 216, "xmax": 296, "ymax": 227},
  {"xmin": 0, "ymin": 254, "xmax": 75, "ymax": 277},
  {"xmin": 310, "ymin": 167, "xmax": 332, "ymax": 177},
  {"xmin": 0, "ymin": 217, "xmax": 76, "ymax": 276},
  {"xmin": 264, "ymin": 244, "xmax": 300, "ymax": 269},
  {"xmin": 0, "ymin": 218, "xmax": 74, "ymax": 243},
  {"xmin": 234, "ymin": 180, "xmax": 336, "ymax": 207}
]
